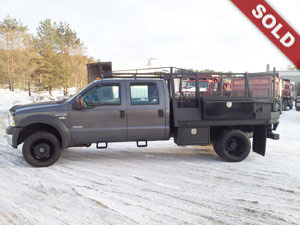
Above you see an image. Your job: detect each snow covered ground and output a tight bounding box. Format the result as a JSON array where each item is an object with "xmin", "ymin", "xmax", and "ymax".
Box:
[{"xmin": 0, "ymin": 89, "xmax": 299, "ymax": 225}]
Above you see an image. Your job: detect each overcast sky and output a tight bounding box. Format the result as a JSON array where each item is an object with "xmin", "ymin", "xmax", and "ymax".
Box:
[{"xmin": 1, "ymin": 0, "xmax": 300, "ymax": 72}]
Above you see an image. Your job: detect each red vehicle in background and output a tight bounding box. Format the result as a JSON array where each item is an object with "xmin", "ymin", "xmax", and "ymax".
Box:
[
  {"xmin": 231, "ymin": 75, "xmax": 280, "ymax": 97},
  {"xmin": 180, "ymin": 77, "xmax": 231, "ymax": 97},
  {"xmin": 231, "ymin": 75, "xmax": 294, "ymax": 112},
  {"xmin": 231, "ymin": 74, "xmax": 284, "ymax": 112}
]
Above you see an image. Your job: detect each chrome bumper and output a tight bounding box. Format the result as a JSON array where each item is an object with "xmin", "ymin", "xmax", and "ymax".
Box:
[
  {"xmin": 6, "ymin": 134, "xmax": 13, "ymax": 146},
  {"xmin": 5, "ymin": 126, "xmax": 15, "ymax": 147}
]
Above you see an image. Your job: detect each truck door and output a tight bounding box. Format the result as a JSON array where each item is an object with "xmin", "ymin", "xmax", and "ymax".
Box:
[
  {"xmin": 126, "ymin": 80, "xmax": 168, "ymax": 141},
  {"xmin": 68, "ymin": 81, "xmax": 127, "ymax": 144}
]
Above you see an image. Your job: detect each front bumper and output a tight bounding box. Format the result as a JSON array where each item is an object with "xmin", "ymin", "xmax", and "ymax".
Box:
[
  {"xmin": 5, "ymin": 126, "xmax": 21, "ymax": 148},
  {"xmin": 6, "ymin": 133, "xmax": 13, "ymax": 146}
]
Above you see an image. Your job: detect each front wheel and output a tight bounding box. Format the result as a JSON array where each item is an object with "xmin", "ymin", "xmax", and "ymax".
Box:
[
  {"xmin": 214, "ymin": 130, "xmax": 251, "ymax": 162},
  {"xmin": 22, "ymin": 132, "xmax": 62, "ymax": 167}
]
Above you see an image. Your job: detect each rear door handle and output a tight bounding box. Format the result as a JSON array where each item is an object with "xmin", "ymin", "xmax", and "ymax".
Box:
[
  {"xmin": 158, "ymin": 109, "xmax": 164, "ymax": 118},
  {"xmin": 120, "ymin": 110, "xmax": 125, "ymax": 118}
]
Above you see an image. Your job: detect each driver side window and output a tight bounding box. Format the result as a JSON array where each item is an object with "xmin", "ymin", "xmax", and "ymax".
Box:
[{"xmin": 82, "ymin": 85, "xmax": 120, "ymax": 108}]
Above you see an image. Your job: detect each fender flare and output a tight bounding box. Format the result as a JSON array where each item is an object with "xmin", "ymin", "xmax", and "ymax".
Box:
[{"xmin": 18, "ymin": 114, "xmax": 72, "ymax": 148}]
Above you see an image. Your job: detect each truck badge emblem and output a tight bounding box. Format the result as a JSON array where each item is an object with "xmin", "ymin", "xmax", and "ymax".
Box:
[
  {"xmin": 55, "ymin": 113, "xmax": 67, "ymax": 119},
  {"xmin": 191, "ymin": 129, "xmax": 197, "ymax": 135},
  {"xmin": 226, "ymin": 102, "xmax": 232, "ymax": 108}
]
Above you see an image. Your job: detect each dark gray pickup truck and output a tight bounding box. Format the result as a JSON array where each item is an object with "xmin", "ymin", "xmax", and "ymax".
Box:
[{"xmin": 6, "ymin": 67, "xmax": 280, "ymax": 167}]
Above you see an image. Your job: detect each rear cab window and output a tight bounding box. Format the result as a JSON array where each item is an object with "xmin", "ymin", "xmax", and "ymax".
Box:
[{"xmin": 130, "ymin": 83, "xmax": 159, "ymax": 105}]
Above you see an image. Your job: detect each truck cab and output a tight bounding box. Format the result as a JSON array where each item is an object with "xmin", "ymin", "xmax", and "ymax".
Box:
[{"xmin": 69, "ymin": 79, "xmax": 170, "ymax": 144}]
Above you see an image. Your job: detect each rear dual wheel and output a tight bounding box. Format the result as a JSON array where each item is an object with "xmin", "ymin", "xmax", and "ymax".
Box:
[{"xmin": 213, "ymin": 130, "xmax": 251, "ymax": 162}]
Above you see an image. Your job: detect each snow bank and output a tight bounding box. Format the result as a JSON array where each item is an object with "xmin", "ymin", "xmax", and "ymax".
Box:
[
  {"xmin": 0, "ymin": 89, "xmax": 32, "ymax": 133},
  {"xmin": 0, "ymin": 89, "xmax": 32, "ymax": 111},
  {"xmin": 0, "ymin": 88, "xmax": 300, "ymax": 225}
]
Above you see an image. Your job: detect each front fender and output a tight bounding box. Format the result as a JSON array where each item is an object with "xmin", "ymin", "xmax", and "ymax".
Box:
[{"xmin": 17, "ymin": 114, "xmax": 72, "ymax": 148}]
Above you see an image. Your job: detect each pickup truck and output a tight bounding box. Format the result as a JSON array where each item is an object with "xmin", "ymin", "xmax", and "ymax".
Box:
[{"xmin": 6, "ymin": 66, "xmax": 280, "ymax": 167}]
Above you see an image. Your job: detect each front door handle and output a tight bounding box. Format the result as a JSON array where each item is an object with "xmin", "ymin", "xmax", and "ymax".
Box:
[
  {"xmin": 120, "ymin": 110, "xmax": 125, "ymax": 118},
  {"xmin": 158, "ymin": 109, "xmax": 164, "ymax": 118}
]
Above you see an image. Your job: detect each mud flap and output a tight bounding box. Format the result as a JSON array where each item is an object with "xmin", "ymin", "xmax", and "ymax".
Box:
[{"xmin": 253, "ymin": 125, "xmax": 267, "ymax": 156}]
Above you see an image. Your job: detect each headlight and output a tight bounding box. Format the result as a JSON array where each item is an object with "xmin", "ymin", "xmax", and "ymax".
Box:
[{"xmin": 8, "ymin": 112, "xmax": 15, "ymax": 127}]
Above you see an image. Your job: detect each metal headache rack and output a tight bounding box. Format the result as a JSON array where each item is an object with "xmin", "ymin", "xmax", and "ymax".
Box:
[
  {"xmin": 96, "ymin": 66, "xmax": 279, "ymax": 109},
  {"xmin": 86, "ymin": 62, "xmax": 279, "ymax": 111}
]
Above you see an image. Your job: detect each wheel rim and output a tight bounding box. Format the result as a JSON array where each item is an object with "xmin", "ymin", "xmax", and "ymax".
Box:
[
  {"xmin": 225, "ymin": 137, "xmax": 245, "ymax": 156},
  {"xmin": 30, "ymin": 140, "xmax": 54, "ymax": 161}
]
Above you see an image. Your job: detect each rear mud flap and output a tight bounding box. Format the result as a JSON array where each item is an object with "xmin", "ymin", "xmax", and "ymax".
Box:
[{"xmin": 253, "ymin": 125, "xmax": 267, "ymax": 156}]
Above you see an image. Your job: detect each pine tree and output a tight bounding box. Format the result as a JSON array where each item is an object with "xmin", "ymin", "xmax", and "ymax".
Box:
[
  {"xmin": 55, "ymin": 22, "xmax": 83, "ymax": 95},
  {"xmin": 0, "ymin": 17, "xmax": 93, "ymax": 94},
  {"xmin": 34, "ymin": 19, "xmax": 62, "ymax": 95}
]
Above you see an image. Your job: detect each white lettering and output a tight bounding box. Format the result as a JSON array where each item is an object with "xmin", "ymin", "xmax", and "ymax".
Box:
[
  {"xmin": 271, "ymin": 23, "xmax": 283, "ymax": 39},
  {"xmin": 262, "ymin": 14, "xmax": 276, "ymax": 29},
  {"xmin": 252, "ymin": 4, "xmax": 266, "ymax": 19},
  {"xmin": 280, "ymin": 32, "xmax": 295, "ymax": 47},
  {"xmin": 252, "ymin": 4, "xmax": 296, "ymax": 48}
]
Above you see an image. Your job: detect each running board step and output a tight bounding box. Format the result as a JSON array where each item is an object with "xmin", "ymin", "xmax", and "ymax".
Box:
[
  {"xmin": 136, "ymin": 141, "xmax": 147, "ymax": 147},
  {"xmin": 96, "ymin": 142, "xmax": 108, "ymax": 149}
]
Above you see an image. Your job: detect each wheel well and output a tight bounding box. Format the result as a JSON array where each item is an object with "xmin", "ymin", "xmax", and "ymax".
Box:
[
  {"xmin": 17, "ymin": 123, "xmax": 62, "ymax": 145},
  {"xmin": 210, "ymin": 125, "xmax": 253, "ymax": 142}
]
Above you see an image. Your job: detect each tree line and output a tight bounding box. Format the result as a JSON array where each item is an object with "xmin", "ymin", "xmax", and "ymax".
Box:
[{"xmin": 0, "ymin": 16, "xmax": 95, "ymax": 95}]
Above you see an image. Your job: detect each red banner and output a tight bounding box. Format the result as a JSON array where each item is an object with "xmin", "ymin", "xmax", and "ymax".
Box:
[{"xmin": 230, "ymin": 0, "xmax": 300, "ymax": 69}]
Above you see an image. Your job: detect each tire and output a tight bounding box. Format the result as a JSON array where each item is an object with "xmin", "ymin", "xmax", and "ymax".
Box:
[
  {"xmin": 214, "ymin": 130, "xmax": 251, "ymax": 162},
  {"xmin": 22, "ymin": 132, "xmax": 62, "ymax": 167},
  {"xmin": 296, "ymin": 107, "xmax": 300, "ymax": 111}
]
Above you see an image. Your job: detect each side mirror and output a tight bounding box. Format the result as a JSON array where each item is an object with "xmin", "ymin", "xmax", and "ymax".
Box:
[{"xmin": 75, "ymin": 95, "xmax": 83, "ymax": 110}]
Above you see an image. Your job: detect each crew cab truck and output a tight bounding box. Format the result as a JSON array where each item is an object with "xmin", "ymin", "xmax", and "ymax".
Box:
[{"xmin": 6, "ymin": 66, "xmax": 280, "ymax": 167}]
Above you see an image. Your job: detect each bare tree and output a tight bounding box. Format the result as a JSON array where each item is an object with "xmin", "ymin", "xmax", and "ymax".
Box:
[{"xmin": 0, "ymin": 16, "xmax": 28, "ymax": 91}]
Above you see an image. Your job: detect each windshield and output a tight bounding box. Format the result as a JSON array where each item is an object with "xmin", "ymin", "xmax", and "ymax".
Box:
[
  {"xmin": 64, "ymin": 82, "xmax": 97, "ymax": 103},
  {"xmin": 185, "ymin": 81, "xmax": 208, "ymax": 89}
]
